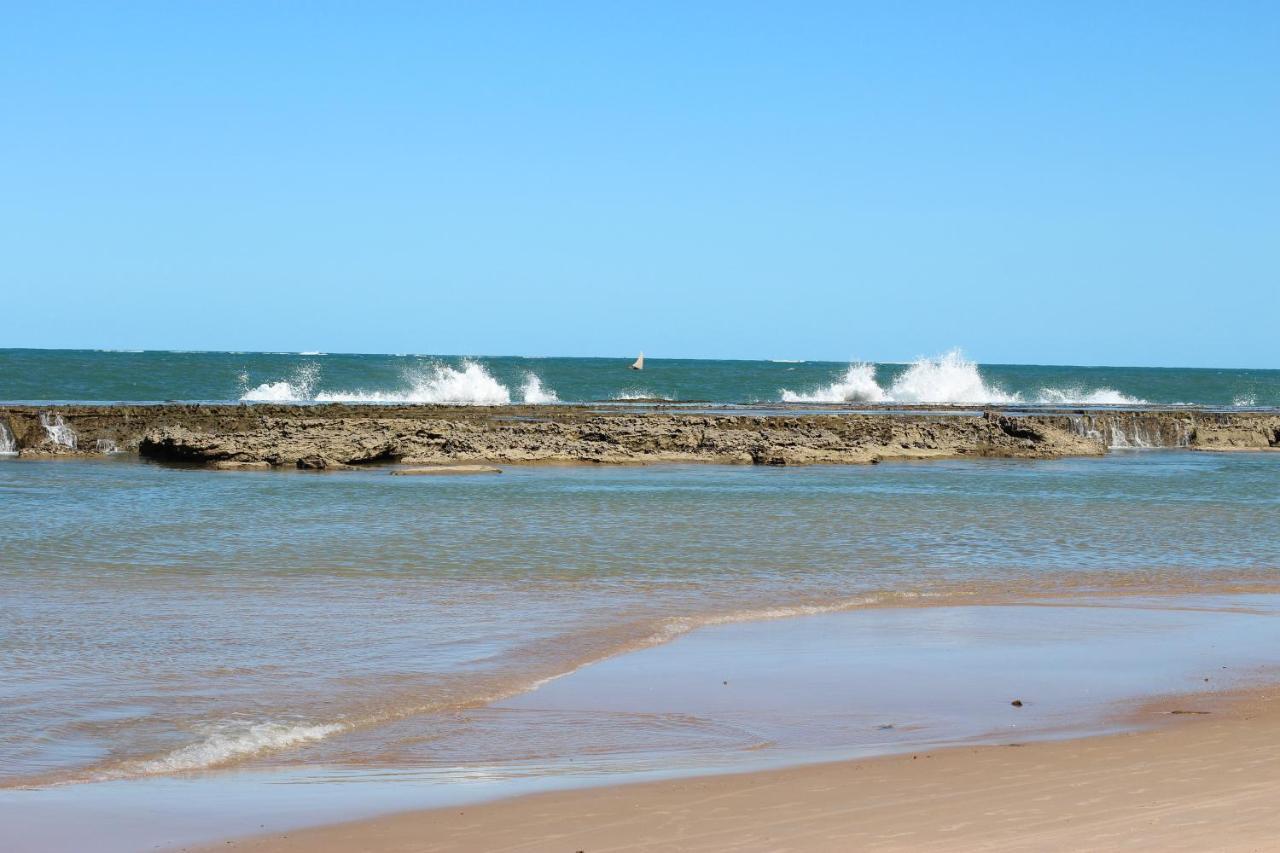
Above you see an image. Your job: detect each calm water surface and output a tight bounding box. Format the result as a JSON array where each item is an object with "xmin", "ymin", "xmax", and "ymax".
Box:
[{"xmin": 2, "ymin": 450, "xmax": 1278, "ymax": 790}]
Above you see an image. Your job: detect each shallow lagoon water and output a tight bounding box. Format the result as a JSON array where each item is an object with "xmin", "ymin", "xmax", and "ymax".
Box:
[
  {"xmin": 1, "ymin": 450, "xmax": 1278, "ymax": 849},
  {"xmin": 6, "ymin": 598, "xmax": 1280, "ymax": 852}
]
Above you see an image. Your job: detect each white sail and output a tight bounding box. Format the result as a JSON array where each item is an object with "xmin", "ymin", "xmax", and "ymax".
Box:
[{"xmin": 629, "ymin": 352, "xmax": 644, "ymax": 371}]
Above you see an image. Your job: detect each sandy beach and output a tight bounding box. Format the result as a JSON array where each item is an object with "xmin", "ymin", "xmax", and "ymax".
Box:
[{"xmin": 201, "ymin": 686, "xmax": 1280, "ymax": 852}]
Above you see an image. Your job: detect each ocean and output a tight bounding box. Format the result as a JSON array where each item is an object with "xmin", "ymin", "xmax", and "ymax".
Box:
[{"xmin": 1, "ymin": 347, "xmax": 1277, "ymax": 407}]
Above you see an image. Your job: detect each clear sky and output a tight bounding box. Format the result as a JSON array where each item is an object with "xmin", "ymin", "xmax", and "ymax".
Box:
[{"xmin": 3, "ymin": 2, "xmax": 1277, "ymax": 367}]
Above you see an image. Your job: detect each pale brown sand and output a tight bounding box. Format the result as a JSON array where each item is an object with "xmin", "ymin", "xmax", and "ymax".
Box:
[{"xmin": 204, "ymin": 688, "xmax": 1280, "ymax": 853}]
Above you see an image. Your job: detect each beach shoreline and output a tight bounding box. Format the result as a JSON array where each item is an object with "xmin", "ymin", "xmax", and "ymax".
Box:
[
  {"xmin": 8, "ymin": 594, "xmax": 1280, "ymax": 851},
  {"xmin": 196, "ymin": 683, "xmax": 1280, "ymax": 852}
]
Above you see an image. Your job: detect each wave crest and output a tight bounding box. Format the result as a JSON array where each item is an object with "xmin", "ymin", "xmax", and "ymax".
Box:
[
  {"xmin": 781, "ymin": 350, "xmax": 1013, "ymax": 404},
  {"xmin": 120, "ymin": 720, "xmax": 345, "ymax": 777},
  {"xmin": 239, "ymin": 362, "xmax": 560, "ymax": 405},
  {"xmin": 1034, "ymin": 387, "xmax": 1145, "ymax": 406},
  {"xmin": 238, "ymin": 363, "xmax": 319, "ymax": 402},
  {"xmin": 520, "ymin": 372, "xmax": 559, "ymax": 404},
  {"xmin": 781, "ymin": 350, "xmax": 1146, "ymax": 406}
]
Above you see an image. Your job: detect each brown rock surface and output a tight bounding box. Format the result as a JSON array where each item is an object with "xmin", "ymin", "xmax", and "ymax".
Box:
[{"xmin": 0, "ymin": 404, "xmax": 1276, "ymax": 468}]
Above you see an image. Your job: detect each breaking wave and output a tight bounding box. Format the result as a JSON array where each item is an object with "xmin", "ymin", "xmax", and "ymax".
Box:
[
  {"xmin": 782, "ymin": 362, "xmax": 887, "ymax": 403},
  {"xmin": 238, "ymin": 364, "xmax": 321, "ymax": 402},
  {"xmin": 520, "ymin": 373, "xmax": 559, "ymax": 404},
  {"xmin": 780, "ymin": 350, "xmax": 1145, "ymax": 406},
  {"xmin": 612, "ymin": 390, "xmax": 675, "ymax": 401},
  {"xmin": 781, "ymin": 350, "xmax": 1015, "ymax": 404},
  {"xmin": 1034, "ymin": 387, "xmax": 1145, "ymax": 406},
  {"xmin": 239, "ymin": 361, "xmax": 559, "ymax": 406},
  {"xmin": 122, "ymin": 720, "xmax": 345, "ymax": 777}
]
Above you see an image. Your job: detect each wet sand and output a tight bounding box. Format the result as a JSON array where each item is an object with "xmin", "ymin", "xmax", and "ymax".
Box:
[
  {"xmin": 189, "ymin": 601, "xmax": 1280, "ymax": 853},
  {"xmin": 203, "ymin": 686, "xmax": 1280, "ymax": 852}
]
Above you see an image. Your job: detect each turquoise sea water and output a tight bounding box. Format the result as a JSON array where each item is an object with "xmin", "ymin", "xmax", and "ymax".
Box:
[{"xmin": 2, "ymin": 347, "xmax": 1277, "ymax": 406}]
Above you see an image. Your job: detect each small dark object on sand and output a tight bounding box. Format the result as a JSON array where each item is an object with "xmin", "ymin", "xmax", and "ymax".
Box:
[
  {"xmin": 1169, "ymin": 710, "xmax": 1211, "ymax": 715},
  {"xmin": 1011, "ymin": 699, "xmax": 1023, "ymax": 707},
  {"xmin": 878, "ymin": 724, "xmax": 895, "ymax": 730}
]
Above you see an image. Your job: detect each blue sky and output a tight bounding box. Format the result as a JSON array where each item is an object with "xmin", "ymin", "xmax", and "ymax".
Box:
[{"xmin": 3, "ymin": 2, "xmax": 1277, "ymax": 366}]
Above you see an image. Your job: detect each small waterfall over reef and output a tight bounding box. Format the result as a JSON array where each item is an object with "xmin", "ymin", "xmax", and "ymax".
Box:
[
  {"xmin": 1066, "ymin": 413, "xmax": 1192, "ymax": 449},
  {"xmin": 0, "ymin": 420, "xmax": 16, "ymax": 454},
  {"xmin": 40, "ymin": 412, "xmax": 77, "ymax": 449}
]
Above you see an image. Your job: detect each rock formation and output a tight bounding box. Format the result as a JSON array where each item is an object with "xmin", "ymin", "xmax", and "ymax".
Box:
[{"xmin": 0, "ymin": 404, "xmax": 1275, "ymax": 469}]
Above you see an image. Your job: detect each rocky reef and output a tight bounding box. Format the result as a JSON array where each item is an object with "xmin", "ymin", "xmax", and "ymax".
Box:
[{"xmin": 0, "ymin": 404, "xmax": 1276, "ymax": 469}]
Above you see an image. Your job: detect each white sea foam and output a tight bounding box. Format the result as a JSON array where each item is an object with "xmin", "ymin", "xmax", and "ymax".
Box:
[
  {"xmin": 240, "ymin": 381, "xmax": 305, "ymax": 402},
  {"xmin": 612, "ymin": 390, "xmax": 674, "ymax": 401},
  {"xmin": 1233, "ymin": 395, "xmax": 1258, "ymax": 407},
  {"xmin": 890, "ymin": 351, "xmax": 1017, "ymax": 403},
  {"xmin": 1034, "ymin": 387, "xmax": 1145, "ymax": 406},
  {"xmin": 239, "ymin": 361, "xmax": 559, "ymax": 405},
  {"xmin": 781, "ymin": 350, "xmax": 1145, "ymax": 406},
  {"xmin": 239, "ymin": 363, "xmax": 320, "ymax": 402},
  {"xmin": 781, "ymin": 351, "xmax": 1012, "ymax": 404},
  {"xmin": 317, "ymin": 362, "xmax": 512, "ymax": 405},
  {"xmin": 781, "ymin": 362, "xmax": 886, "ymax": 403},
  {"xmin": 123, "ymin": 720, "xmax": 346, "ymax": 776},
  {"xmin": 520, "ymin": 373, "xmax": 559, "ymax": 404}
]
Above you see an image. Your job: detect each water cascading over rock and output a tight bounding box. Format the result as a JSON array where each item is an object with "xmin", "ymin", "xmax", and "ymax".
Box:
[
  {"xmin": 40, "ymin": 412, "xmax": 78, "ymax": 449},
  {"xmin": 1066, "ymin": 413, "xmax": 1192, "ymax": 449},
  {"xmin": 0, "ymin": 420, "xmax": 17, "ymax": 455}
]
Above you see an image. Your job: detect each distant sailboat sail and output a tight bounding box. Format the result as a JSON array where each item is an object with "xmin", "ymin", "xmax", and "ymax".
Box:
[{"xmin": 629, "ymin": 352, "xmax": 644, "ymax": 371}]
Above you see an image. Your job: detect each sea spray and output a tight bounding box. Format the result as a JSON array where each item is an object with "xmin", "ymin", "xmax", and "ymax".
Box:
[
  {"xmin": 781, "ymin": 363, "xmax": 885, "ymax": 403},
  {"xmin": 1034, "ymin": 387, "xmax": 1145, "ymax": 406},
  {"xmin": 239, "ymin": 361, "xmax": 559, "ymax": 405},
  {"xmin": 520, "ymin": 373, "xmax": 559, "ymax": 404},
  {"xmin": 781, "ymin": 350, "xmax": 1014, "ymax": 404},
  {"xmin": 611, "ymin": 390, "xmax": 675, "ymax": 401},
  {"xmin": 315, "ymin": 361, "xmax": 511, "ymax": 404},
  {"xmin": 239, "ymin": 363, "xmax": 320, "ymax": 402},
  {"xmin": 782, "ymin": 350, "xmax": 1147, "ymax": 406}
]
